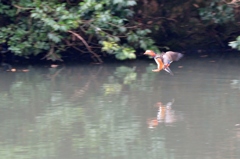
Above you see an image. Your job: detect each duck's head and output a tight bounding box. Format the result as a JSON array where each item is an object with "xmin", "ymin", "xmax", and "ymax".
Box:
[{"xmin": 144, "ymin": 50, "xmax": 156, "ymax": 57}]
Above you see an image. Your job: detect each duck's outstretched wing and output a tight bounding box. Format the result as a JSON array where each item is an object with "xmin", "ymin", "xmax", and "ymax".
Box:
[{"xmin": 165, "ymin": 51, "xmax": 183, "ymax": 62}]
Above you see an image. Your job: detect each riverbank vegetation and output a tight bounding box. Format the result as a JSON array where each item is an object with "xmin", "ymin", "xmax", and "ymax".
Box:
[{"xmin": 0, "ymin": 0, "xmax": 240, "ymax": 63}]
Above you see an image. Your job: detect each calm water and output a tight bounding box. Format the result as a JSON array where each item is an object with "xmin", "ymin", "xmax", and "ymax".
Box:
[{"xmin": 0, "ymin": 55, "xmax": 240, "ymax": 159}]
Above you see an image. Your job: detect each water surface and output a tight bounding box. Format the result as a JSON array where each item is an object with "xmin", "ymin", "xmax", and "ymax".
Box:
[{"xmin": 0, "ymin": 56, "xmax": 240, "ymax": 159}]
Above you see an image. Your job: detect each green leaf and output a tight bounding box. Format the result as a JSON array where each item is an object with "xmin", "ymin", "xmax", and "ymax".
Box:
[
  {"xmin": 229, "ymin": 41, "xmax": 238, "ymax": 49},
  {"xmin": 128, "ymin": 53, "xmax": 136, "ymax": 59},
  {"xmin": 139, "ymin": 40, "xmax": 147, "ymax": 49},
  {"xmin": 119, "ymin": 26, "xmax": 127, "ymax": 33},
  {"xmin": 113, "ymin": 0, "xmax": 123, "ymax": 4},
  {"xmin": 48, "ymin": 33, "xmax": 61, "ymax": 43},
  {"xmin": 237, "ymin": 36, "xmax": 240, "ymax": 42},
  {"xmin": 115, "ymin": 52, "xmax": 126, "ymax": 60},
  {"xmin": 126, "ymin": 0, "xmax": 137, "ymax": 6}
]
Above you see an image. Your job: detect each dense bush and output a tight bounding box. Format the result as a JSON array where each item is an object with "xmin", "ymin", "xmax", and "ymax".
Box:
[
  {"xmin": 1, "ymin": 0, "xmax": 240, "ymax": 63},
  {"xmin": 0, "ymin": 0, "xmax": 158, "ymax": 62}
]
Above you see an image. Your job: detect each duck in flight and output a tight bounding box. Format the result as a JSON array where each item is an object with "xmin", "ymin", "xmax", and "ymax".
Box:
[{"xmin": 144, "ymin": 50, "xmax": 183, "ymax": 75}]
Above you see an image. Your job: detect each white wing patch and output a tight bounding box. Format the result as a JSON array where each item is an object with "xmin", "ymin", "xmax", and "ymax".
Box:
[{"xmin": 154, "ymin": 58, "xmax": 160, "ymax": 69}]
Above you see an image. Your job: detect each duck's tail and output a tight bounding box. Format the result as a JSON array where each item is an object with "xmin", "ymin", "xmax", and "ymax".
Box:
[{"xmin": 164, "ymin": 67, "xmax": 174, "ymax": 75}]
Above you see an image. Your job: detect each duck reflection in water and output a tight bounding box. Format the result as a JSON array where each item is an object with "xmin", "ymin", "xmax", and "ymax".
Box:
[{"xmin": 148, "ymin": 99, "xmax": 177, "ymax": 128}]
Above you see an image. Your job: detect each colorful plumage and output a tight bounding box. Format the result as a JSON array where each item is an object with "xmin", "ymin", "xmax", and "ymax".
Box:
[{"xmin": 144, "ymin": 50, "xmax": 183, "ymax": 75}]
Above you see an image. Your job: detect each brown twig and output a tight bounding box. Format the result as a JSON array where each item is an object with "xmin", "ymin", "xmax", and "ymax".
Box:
[
  {"xmin": 148, "ymin": 16, "xmax": 178, "ymax": 23},
  {"xmin": 12, "ymin": 4, "xmax": 34, "ymax": 10},
  {"xmin": 42, "ymin": 43, "xmax": 63, "ymax": 61},
  {"xmin": 72, "ymin": 46, "xmax": 89, "ymax": 53},
  {"xmin": 13, "ymin": 4, "xmax": 34, "ymax": 14}
]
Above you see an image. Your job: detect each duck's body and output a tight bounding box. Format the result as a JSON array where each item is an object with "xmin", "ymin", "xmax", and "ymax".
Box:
[{"xmin": 144, "ymin": 50, "xmax": 183, "ymax": 75}]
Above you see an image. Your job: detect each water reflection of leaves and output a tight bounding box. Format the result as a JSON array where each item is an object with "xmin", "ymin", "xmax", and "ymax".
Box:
[
  {"xmin": 46, "ymin": 66, "xmax": 65, "ymax": 81},
  {"xmin": 101, "ymin": 65, "xmax": 159, "ymax": 95},
  {"xmin": 114, "ymin": 66, "xmax": 137, "ymax": 85},
  {"xmin": 0, "ymin": 64, "xmax": 168, "ymax": 158},
  {"xmin": 102, "ymin": 83, "xmax": 122, "ymax": 95},
  {"xmin": 101, "ymin": 66, "xmax": 137, "ymax": 95},
  {"xmin": 70, "ymin": 66, "xmax": 103, "ymax": 100}
]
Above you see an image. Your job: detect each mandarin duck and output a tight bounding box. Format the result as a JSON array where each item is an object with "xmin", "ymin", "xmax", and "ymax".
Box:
[{"xmin": 144, "ymin": 50, "xmax": 183, "ymax": 75}]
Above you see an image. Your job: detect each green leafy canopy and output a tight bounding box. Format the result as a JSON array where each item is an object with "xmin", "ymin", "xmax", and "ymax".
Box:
[{"xmin": 0, "ymin": 0, "xmax": 158, "ymax": 62}]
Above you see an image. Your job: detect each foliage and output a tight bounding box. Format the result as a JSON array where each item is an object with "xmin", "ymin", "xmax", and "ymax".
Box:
[
  {"xmin": 0, "ymin": 0, "xmax": 158, "ymax": 62},
  {"xmin": 229, "ymin": 36, "xmax": 240, "ymax": 50},
  {"xmin": 199, "ymin": 0, "xmax": 234, "ymax": 24},
  {"xmin": 1, "ymin": 0, "xmax": 240, "ymax": 62},
  {"xmin": 198, "ymin": 0, "xmax": 240, "ymax": 51},
  {"xmin": 131, "ymin": 0, "xmax": 240, "ymax": 51}
]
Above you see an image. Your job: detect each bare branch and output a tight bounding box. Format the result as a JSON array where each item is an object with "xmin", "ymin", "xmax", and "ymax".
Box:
[
  {"xmin": 12, "ymin": 4, "xmax": 34, "ymax": 10},
  {"xmin": 68, "ymin": 30, "xmax": 103, "ymax": 63},
  {"xmin": 42, "ymin": 43, "xmax": 63, "ymax": 61},
  {"xmin": 72, "ymin": 46, "xmax": 89, "ymax": 53}
]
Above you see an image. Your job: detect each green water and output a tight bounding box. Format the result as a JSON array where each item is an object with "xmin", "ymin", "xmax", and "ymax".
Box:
[{"xmin": 0, "ymin": 56, "xmax": 240, "ymax": 159}]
